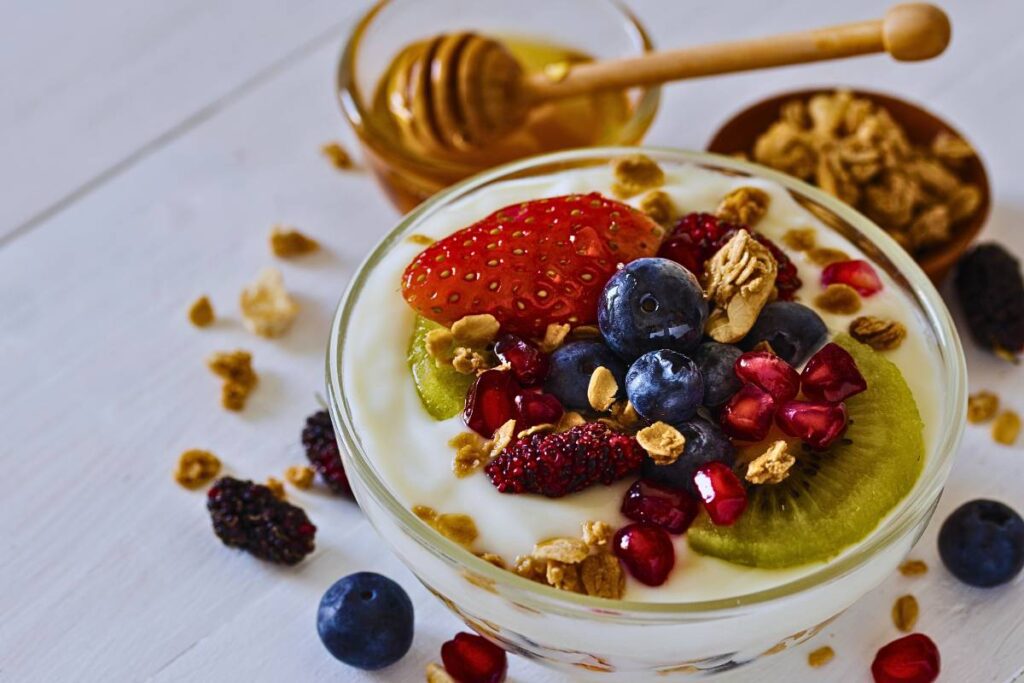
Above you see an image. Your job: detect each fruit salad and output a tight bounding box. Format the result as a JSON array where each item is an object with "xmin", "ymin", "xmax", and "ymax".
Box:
[{"xmin": 343, "ymin": 156, "xmax": 943, "ymax": 602}]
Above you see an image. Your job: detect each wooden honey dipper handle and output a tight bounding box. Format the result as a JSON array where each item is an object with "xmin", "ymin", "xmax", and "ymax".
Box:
[{"xmin": 525, "ymin": 3, "xmax": 950, "ymax": 102}]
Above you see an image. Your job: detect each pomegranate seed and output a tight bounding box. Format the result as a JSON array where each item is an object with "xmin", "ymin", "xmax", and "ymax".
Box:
[
  {"xmin": 734, "ymin": 351, "xmax": 800, "ymax": 402},
  {"xmin": 613, "ymin": 522, "xmax": 676, "ymax": 586},
  {"xmin": 657, "ymin": 234, "xmax": 704, "ymax": 274},
  {"xmin": 693, "ymin": 462, "xmax": 748, "ymax": 526},
  {"xmin": 801, "ymin": 343, "xmax": 867, "ymax": 402},
  {"xmin": 720, "ymin": 383, "xmax": 776, "ymax": 441},
  {"xmin": 464, "ymin": 370, "xmax": 521, "ymax": 437},
  {"xmin": 621, "ymin": 479, "xmax": 700, "ymax": 534},
  {"xmin": 441, "ymin": 632, "xmax": 508, "ymax": 683},
  {"xmin": 776, "ymin": 400, "xmax": 848, "ymax": 449},
  {"xmin": 494, "ymin": 334, "xmax": 549, "ymax": 386},
  {"xmin": 514, "ymin": 391, "xmax": 564, "ymax": 428},
  {"xmin": 871, "ymin": 633, "xmax": 940, "ymax": 683},
  {"xmin": 822, "ymin": 259, "xmax": 883, "ymax": 296}
]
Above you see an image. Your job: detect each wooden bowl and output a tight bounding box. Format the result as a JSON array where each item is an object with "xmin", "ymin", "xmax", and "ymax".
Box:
[{"xmin": 707, "ymin": 89, "xmax": 990, "ymax": 283}]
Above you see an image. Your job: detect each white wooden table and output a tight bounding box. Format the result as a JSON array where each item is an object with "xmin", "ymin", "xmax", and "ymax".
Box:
[{"xmin": 3, "ymin": 1, "xmax": 1022, "ymax": 680}]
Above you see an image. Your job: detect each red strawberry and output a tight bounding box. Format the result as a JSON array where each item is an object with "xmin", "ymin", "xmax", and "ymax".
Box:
[{"xmin": 402, "ymin": 193, "xmax": 662, "ymax": 336}]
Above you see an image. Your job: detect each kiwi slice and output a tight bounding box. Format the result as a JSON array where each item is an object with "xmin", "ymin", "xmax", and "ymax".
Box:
[
  {"xmin": 688, "ymin": 333, "xmax": 925, "ymax": 568},
  {"xmin": 408, "ymin": 315, "xmax": 474, "ymax": 420}
]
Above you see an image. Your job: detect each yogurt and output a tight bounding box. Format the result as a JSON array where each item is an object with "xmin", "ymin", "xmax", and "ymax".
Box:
[{"xmin": 342, "ymin": 162, "xmax": 942, "ymax": 602}]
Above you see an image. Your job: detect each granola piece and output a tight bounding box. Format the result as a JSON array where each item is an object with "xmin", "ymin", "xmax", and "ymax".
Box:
[
  {"xmin": 814, "ymin": 283, "xmax": 862, "ymax": 315},
  {"xmin": 908, "ymin": 204, "xmax": 952, "ymax": 249},
  {"xmin": 716, "ymin": 186, "xmax": 770, "ymax": 227},
  {"xmin": 269, "ymin": 225, "xmax": 319, "ymax": 258},
  {"xmin": 782, "ymin": 228, "xmax": 817, "ymax": 252},
  {"xmin": 545, "ymin": 561, "xmax": 584, "ymax": 593},
  {"xmin": 745, "ymin": 440, "xmax": 795, "ymax": 484},
  {"xmin": 779, "ymin": 99, "xmax": 809, "ymax": 129},
  {"xmin": 413, "ymin": 504, "xmax": 438, "ymax": 523},
  {"xmin": 931, "ymin": 131, "xmax": 975, "ymax": 165},
  {"xmin": 555, "ymin": 411, "xmax": 586, "ymax": 432},
  {"xmin": 608, "ymin": 400, "xmax": 640, "ymax": 429},
  {"xmin": 488, "ymin": 419, "xmax": 516, "ymax": 458},
  {"xmin": 843, "ymin": 95, "xmax": 875, "ymax": 134},
  {"xmin": 513, "ymin": 554, "xmax": 549, "ymax": 582},
  {"xmin": 538, "ymin": 322, "xmax": 570, "ymax": 353},
  {"xmin": 426, "ymin": 662, "xmax": 456, "ymax": 683},
  {"xmin": 638, "ymin": 190, "xmax": 675, "ymax": 224},
  {"xmin": 751, "ymin": 340, "xmax": 776, "ymax": 354},
  {"xmin": 174, "ymin": 449, "xmax": 221, "ymax": 489},
  {"xmin": 806, "ymin": 246, "xmax": 850, "ymax": 267},
  {"xmin": 435, "ymin": 513, "xmax": 479, "ymax": 546},
  {"xmin": 581, "ymin": 520, "xmax": 614, "ymax": 549},
  {"xmin": 568, "ymin": 324, "xmax": 601, "ymax": 340},
  {"xmin": 221, "ymin": 382, "xmax": 248, "ymax": 411},
  {"xmin": 188, "ymin": 296, "xmax": 215, "ymax": 327},
  {"xmin": 807, "ymin": 646, "xmax": 835, "ymax": 668},
  {"xmin": 905, "ymin": 157, "xmax": 960, "ymax": 196},
  {"xmin": 407, "ymin": 234, "xmax": 435, "ymax": 246},
  {"xmin": 449, "ymin": 432, "xmax": 488, "ymax": 477},
  {"xmin": 533, "ymin": 537, "xmax": 590, "ymax": 564},
  {"xmin": 425, "ymin": 328, "xmax": 454, "ymax": 366},
  {"xmin": 636, "ymin": 421, "xmax": 686, "ymax": 466},
  {"xmin": 865, "ymin": 171, "xmax": 919, "ymax": 229},
  {"xmin": 849, "ymin": 316, "xmax": 907, "ymax": 351},
  {"xmin": 239, "ymin": 268, "xmax": 299, "ymax": 338},
  {"xmin": 892, "ymin": 594, "xmax": 919, "ymax": 632},
  {"xmin": 992, "ymin": 410, "xmax": 1021, "ymax": 446},
  {"xmin": 587, "ymin": 366, "xmax": 619, "ymax": 412},
  {"xmin": 703, "ymin": 230, "xmax": 778, "ymax": 343},
  {"xmin": 451, "ymin": 314, "xmax": 500, "ymax": 346},
  {"xmin": 899, "ymin": 559, "xmax": 929, "ymax": 576},
  {"xmin": 451, "ymin": 347, "xmax": 491, "ymax": 374},
  {"xmin": 208, "ymin": 350, "xmax": 258, "ymax": 387},
  {"xmin": 946, "ymin": 184, "xmax": 982, "ymax": 222},
  {"xmin": 580, "ymin": 552, "xmax": 625, "ymax": 599},
  {"xmin": 753, "ymin": 121, "xmax": 817, "ymax": 180},
  {"xmin": 476, "ymin": 552, "xmax": 506, "ymax": 569},
  {"xmin": 517, "ymin": 423, "xmax": 555, "ymax": 439},
  {"xmin": 808, "ymin": 90, "xmax": 851, "ymax": 137},
  {"xmin": 284, "ymin": 465, "xmax": 315, "ymax": 489},
  {"xmin": 320, "ymin": 141, "xmax": 353, "ymax": 170},
  {"xmin": 967, "ymin": 391, "xmax": 1000, "ymax": 424},
  {"xmin": 837, "ymin": 137, "xmax": 883, "ymax": 183},
  {"xmin": 265, "ymin": 477, "xmax": 286, "ymax": 499},
  {"xmin": 611, "ymin": 154, "xmax": 665, "ymax": 198}
]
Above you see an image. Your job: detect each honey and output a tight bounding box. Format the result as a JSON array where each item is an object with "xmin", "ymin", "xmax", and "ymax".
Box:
[{"xmin": 353, "ymin": 36, "xmax": 651, "ymax": 212}]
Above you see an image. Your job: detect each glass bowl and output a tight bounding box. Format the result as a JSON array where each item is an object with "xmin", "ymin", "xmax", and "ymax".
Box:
[
  {"xmin": 336, "ymin": 0, "xmax": 660, "ymax": 213},
  {"xmin": 326, "ymin": 148, "xmax": 966, "ymax": 679}
]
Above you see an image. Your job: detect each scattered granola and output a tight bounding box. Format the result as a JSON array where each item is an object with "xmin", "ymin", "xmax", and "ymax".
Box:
[
  {"xmin": 449, "ymin": 432, "xmax": 489, "ymax": 477},
  {"xmin": 239, "ymin": 268, "xmax": 300, "ymax": 338},
  {"xmin": 782, "ymin": 228, "xmax": 817, "ymax": 252},
  {"xmin": 489, "ymin": 419, "xmax": 516, "ymax": 458},
  {"xmin": 611, "ymin": 154, "xmax": 665, "ymax": 198},
  {"xmin": 849, "ymin": 315, "xmax": 907, "ymax": 350},
  {"xmin": 636, "ymin": 422, "xmax": 686, "ymax": 466},
  {"xmin": 638, "ymin": 190, "xmax": 675, "ymax": 224},
  {"xmin": 269, "ymin": 225, "xmax": 319, "ymax": 258},
  {"xmin": 587, "ymin": 366, "xmax": 619, "ymax": 412},
  {"xmin": 716, "ymin": 186, "xmax": 770, "ymax": 227},
  {"xmin": 892, "ymin": 594, "xmax": 919, "ymax": 632},
  {"xmin": 284, "ymin": 465, "xmax": 315, "ymax": 489},
  {"xmin": 899, "ymin": 559, "xmax": 929, "ymax": 576},
  {"xmin": 174, "ymin": 449, "xmax": 221, "ymax": 489},
  {"xmin": 608, "ymin": 400, "xmax": 640, "ymax": 429},
  {"xmin": 992, "ymin": 410, "xmax": 1021, "ymax": 446},
  {"xmin": 814, "ymin": 283, "xmax": 862, "ymax": 315},
  {"xmin": 538, "ymin": 322, "xmax": 571, "ymax": 353},
  {"xmin": 533, "ymin": 537, "xmax": 590, "ymax": 564},
  {"xmin": 703, "ymin": 230, "xmax": 778, "ymax": 343},
  {"xmin": 321, "ymin": 141, "xmax": 353, "ymax": 170},
  {"xmin": 207, "ymin": 350, "xmax": 258, "ymax": 411},
  {"xmin": 266, "ymin": 477, "xmax": 286, "ymax": 500},
  {"xmin": 745, "ymin": 440, "xmax": 795, "ymax": 485},
  {"xmin": 806, "ymin": 246, "xmax": 851, "ymax": 267},
  {"xmin": 221, "ymin": 382, "xmax": 249, "ymax": 411},
  {"xmin": 188, "ymin": 296, "xmax": 215, "ymax": 327},
  {"xmin": 426, "ymin": 662, "xmax": 456, "ymax": 683},
  {"xmin": 451, "ymin": 347, "xmax": 491, "ymax": 375},
  {"xmin": 752, "ymin": 90, "xmax": 982, "ymax": 256},
  {"xmin": 513, "ymin": 521, "xmax": 625, "ymax": 599},
  {"xmin": 581, "ymin": 520, "xmax": 614, "ymax": 548},
  {"xmin": 451, "ymin": 314, "xmax": 500, "ymax": 346},
  {"xmin": 414, "ymin": 505, "xmax": 479, "ymax": 546},
  {"xmin": 967, "ymin": 391, "xmax": 1000, "ymax": 424},
  {"xmin": 807, "ymin": 646, "xmax": 835, "ymax": 668}
]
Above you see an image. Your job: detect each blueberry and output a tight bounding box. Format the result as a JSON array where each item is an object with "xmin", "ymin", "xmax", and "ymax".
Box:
[
  {"xmin": 938, "ymin": 499, "xmax": 1024, "ymax": 587},
  {"xmin": 690, "ymin": 341, "xmax": 743, "ymax": 407},
  {"xmin": 625, "ymin": 350, "xmax": 703, "ymax": 425},
  {"xmin": 641, "ymin": 417, "xmax": 735, "ymax": 495},
  {"xmin": 317, "ymin": 572, "xmax": 414, "ymax": 670},
  {"xmin": 544, "ymin": 340, "xmax": 626, "ymax": 410},
  {"xmin": 740, "ymin": 301, "xmax": 827, "ymax": 367},
  {"xmin": 598, "ymin": 258, "xmax": 708, "ymax": 361}
]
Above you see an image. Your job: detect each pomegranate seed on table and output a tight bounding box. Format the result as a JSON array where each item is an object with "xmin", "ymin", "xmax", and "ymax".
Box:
[
  {"xmin": 464, "ymin": 370, "xmax": 521, "ymax": 437},
  {"xmin": 613, "ymin": 522, "xmax": 676, "ymax": 586},
  {"xmin": 692, "ymin": 462, "xmax": 748, "ymax": 526},
  {"xmin": 621, "ymin": 479, "xmax": 701, "ymax": 534},
  {"xmin": 776, "ymin": 400, "xmax": 848, "ymax": 450},
  {"xmin": 513, "ymin": 391, "xmax": 563, "ymax": 428},
  {"xmin": 871, "ymin": 633, "xmax": 940, "ymax": 683},
  {"xmin": 801, "ymin": 342, "xmax": 868, "ymax": 402},
  {"xmin": 494, "ymin": 334, "xmax": 548, "ymax": 386},
  {"xmin": 821, "ymin": 259, "xmax": 883, "ymax": 296},
  {"xmin": 720, "ymin": 383, "xmax": 777, "ymax": 441},
  {"xmin": 734, "ymin": 351, "xmax": 800, "ymax": 402},
  {"xmin": 441, "ymin": 632, "xmax": 508, "ymax": 683}
]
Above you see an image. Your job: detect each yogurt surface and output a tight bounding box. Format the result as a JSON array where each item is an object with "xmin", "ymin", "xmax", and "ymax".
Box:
[{"xmin": 342, "ymin": 163, "xmax": 942, "ymax": 602}]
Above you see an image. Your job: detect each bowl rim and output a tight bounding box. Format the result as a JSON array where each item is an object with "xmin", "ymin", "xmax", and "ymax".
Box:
[{"xmin": 326, "ymin": 146, "xmax": 966, "ymax": 620}]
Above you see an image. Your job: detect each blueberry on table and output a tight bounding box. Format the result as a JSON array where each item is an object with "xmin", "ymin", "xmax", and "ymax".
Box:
[
  {"xmin": 625, "ymin": 349, "xmax": 703, "ymax": 425},
  {"xmin": 641, "ymin": 417, "xmax": 735, "ymax": 496},
  {"xmin": 597, "ymin": 257, "xmax": 707, "ymax": 361},
  {"xmin": 544, "ymin": 340, "xmax": 626, "ymax": 410},
  {"xmin": 317, "ymin": 572, "xmax": 414, "ymax": 670},
  {"xmin": 938, "ymin": 499, "xmax": 1024, "ymax": 587},
  {"xmin": 740, "ymin": 301, "xmax": 827, "ymax": 367},
  {"xmin": 690, "ymin": 341, "xmax": 743, "ymax": 407}
]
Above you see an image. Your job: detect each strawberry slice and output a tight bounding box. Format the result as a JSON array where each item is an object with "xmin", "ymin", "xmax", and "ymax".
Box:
[{"xmin": 402, "ymin": 193, "xmax": 662, "ymax": 336}]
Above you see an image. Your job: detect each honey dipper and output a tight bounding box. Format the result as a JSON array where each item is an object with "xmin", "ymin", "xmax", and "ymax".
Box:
[{"xmin": 385, "ymin": 3, "xmax": 950, "ymax": 152}]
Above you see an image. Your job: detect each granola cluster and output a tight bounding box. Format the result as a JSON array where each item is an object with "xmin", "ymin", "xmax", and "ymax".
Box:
[
  {"xmin": 424, "ymin": 314, "xmax": 500, "ymax": 375},
  {"xmin": 703, "ymin": 229, "xmax": 778, "ymax": 343},
  {"xmin": 207, "ymin": 350, "xmax": 259, "ymax": 411},
  {"xmin": 751, "ymin": 90, "xmax": 982, "ymax": 255},
  {"xmin": 239, "ymin": 268, "xmax": 300, "ymax": 338},
  {"xmin": 513, "ymin": 521, "xmax": 625, "ymax": 599}
]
